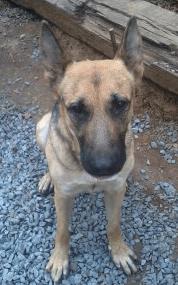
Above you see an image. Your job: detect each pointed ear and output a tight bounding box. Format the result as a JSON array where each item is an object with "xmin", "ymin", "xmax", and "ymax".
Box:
[
  {"xmin": 115, "ymin": 17, "xmax": 143, "ymax": 83},
  {"xmin": 40, "ymin": 20, "xmax": 66, "ymax": 87}
]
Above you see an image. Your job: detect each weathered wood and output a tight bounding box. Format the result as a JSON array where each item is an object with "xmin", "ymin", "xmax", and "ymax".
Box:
[{"xmin": 11, "ymin": 0, "xmax": 178, "ymax": 94}]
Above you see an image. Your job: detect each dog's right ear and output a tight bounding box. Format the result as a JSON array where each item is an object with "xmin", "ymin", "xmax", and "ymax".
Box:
[
  {"xmin": 115, "ymin": 17, "xmax": 143, "ymax": 84},
  {"xmin": 40, "ymin": 20, "xmax": 66, "ymax": 87}
]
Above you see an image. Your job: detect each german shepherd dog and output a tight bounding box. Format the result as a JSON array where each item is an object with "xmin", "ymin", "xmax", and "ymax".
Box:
[{"xmin": 36, "ymin": 17, "xmax": 143, "ymax": 282}]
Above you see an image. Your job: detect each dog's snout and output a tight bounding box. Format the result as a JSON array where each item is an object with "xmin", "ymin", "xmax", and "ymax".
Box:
[
  {"xmin": 81, "ymin": 145, "xmax": 126, "ymax": 177},
  {"xmin": 89, "ymin": 154, "xmax": 118, "ymax": 176}
]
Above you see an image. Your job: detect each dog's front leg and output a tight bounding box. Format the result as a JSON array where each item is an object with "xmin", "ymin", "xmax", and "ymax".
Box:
[
  {"xmin": 104, "ymin": 185, "xmax": 137, "ymax": 275},
  {"xmin": 46, "ymin": 189, "xmax": 74, "ymax": 282}
]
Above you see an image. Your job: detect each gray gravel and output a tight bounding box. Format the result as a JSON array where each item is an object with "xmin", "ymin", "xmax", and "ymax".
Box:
[
  {"xmin": 132, "ymin": 114, "xmax": 178, "ymax": 166},
  {"xmin": 0, "ymin": 97, "xmax": 177, "ymax": 285},
  {"xmin": 0, "ymin": 0, "xmax": 40, "ymax": 23},
  {"xmin": 132, "ymin": 113, "xmax": 150, "ymax": 134},
  {"xmin": 149, "ymin": 122, "xmax": 178, "ymax": 164}
]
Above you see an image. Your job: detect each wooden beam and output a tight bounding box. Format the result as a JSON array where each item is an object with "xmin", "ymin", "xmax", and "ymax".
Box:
[{"xmin": 11, "ymin": 0, "xmax": 178, "ymax": 95}]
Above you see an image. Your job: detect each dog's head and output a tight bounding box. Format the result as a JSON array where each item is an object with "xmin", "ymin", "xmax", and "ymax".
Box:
[{"xmin": 41, "ymin": 18, "xmax": 143, "ymax": 178}]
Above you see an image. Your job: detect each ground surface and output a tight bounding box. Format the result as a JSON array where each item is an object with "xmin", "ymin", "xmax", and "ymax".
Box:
[
  {"xmin": 0, "ymin": 1, "xmax": 177, "ymax": 285},
  {"xmin": 144, "ymin": 0, "xmax": 178, "ymax": 12}
]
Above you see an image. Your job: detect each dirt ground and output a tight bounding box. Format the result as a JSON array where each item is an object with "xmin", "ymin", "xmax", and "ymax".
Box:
[{"xmin": 0, "ymin": 0, "xmax": 177, "ymax": 283}]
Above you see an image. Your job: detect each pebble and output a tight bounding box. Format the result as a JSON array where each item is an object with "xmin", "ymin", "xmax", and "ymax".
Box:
[
  {"xmin": 140, "ymin": 169, "xmax": 146, "ymax": 174},
  {"xmin": 158, "ymin": 141, "xmax": 165, "ymax": 147},
  {"xmin": 160, "ymin": 149, "xmax": 166, "ymax": 155},
  {"xmin": 19, "ymin": 33, "xmax": 25, "ymax": 39},
  {"xmin": 150, "ymin": 141, "xmax": 158, "ymax": 149}
]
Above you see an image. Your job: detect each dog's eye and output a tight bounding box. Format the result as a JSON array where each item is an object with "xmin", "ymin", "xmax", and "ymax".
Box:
[
  {"xmin": 109, "ymin": 94, "xmax": 129, "ymax": 117},
  {"xmin": 67, "ymin": 101, "xmax": 90, "ymax": 123}
]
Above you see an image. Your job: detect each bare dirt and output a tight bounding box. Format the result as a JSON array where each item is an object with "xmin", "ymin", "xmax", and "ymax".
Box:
[{"xmin": 0, "ymin": 0, "xmax": 177, "ymax": 283}]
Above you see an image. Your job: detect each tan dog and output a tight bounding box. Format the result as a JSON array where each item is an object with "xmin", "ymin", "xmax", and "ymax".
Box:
[{"xmin": 36, "ymin": 17, "xmax": 143, "ymax": 282}]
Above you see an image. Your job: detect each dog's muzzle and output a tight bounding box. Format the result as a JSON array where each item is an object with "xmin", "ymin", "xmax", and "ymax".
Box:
[{"xmin": 80, "ymin": 147, "xmax": 126, "ymax": 178}]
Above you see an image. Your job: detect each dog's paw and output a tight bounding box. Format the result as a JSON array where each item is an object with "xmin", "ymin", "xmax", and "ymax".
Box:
[
  {"xmin": 110, "ymin": 241, "xmax": 137, "ymax": 275},
  {"xmin": 38, "ymin": 172, "xmax": 53, "ymax": 194},
  {"xmin": 46, "ymin": 249, "xmax": 69, "ymax": 282}
]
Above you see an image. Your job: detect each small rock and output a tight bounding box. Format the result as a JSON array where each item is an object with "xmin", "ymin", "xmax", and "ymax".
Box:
[
  {"xmin": 158, "ymin": 141, "xmax": 165, "ymax": 147},
  {"xmin": 154, "ymin": 185, "xmax": 160, "ymax": 191},
  {"xmin": 165, "ymin": 185, "xmax": 176, "ymax": 196},
  {"xmin": 150, "ymin": 141, "xmax": 158, "ymax": 149},
  {"xmin": 134, "ymin": 118, "xmax": 140, "ymax": 124},
  {"xmin": 132, "ymin": 127, "xmax": 139, "ymax": 134},
  {"xmin": 20, "ymin": 33, "xmax": 25, "ymax": 39},
  {"xmin": 73, "ymin": 274, "xmax": 82, "ymax": 284},
  {"xmin": 160, "ymin": 149, "xmax": 166, "ymax": 155},
  {"xmin": 139, "ymin": 128, "xmax": 143, "ymax": 133},
  {"xmin": 140, "ymin": 169, "xmax": 146, "ymax": 174},
  {"xmin": 141, "ymin": 259, "xmax": 146, "ymax": 266}
]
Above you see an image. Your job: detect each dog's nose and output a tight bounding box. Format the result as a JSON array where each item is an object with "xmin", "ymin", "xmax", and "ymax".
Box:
[
  {"xmin": 80, "ymin": 140, "xmax": 126, "ymax": 177},
  {"xmin": 82, "ymin": 150, "xmax": 126, "ymax": 177},
  {"xmin": 90, "ymin": 156, "xmax": 117, "ymax": 177}
]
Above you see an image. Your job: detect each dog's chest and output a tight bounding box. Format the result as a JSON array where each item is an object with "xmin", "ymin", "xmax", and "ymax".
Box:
[
  {"xmin": 61, "ymin": 181, "xmax": 100, "ymax": 194},
  {"xmin": 46, "ymin": 137, "xmax": 134, "ymax": 195},
  {"xmin": 53, "ymin": 169, "xmax": 126, "ymax": 194}
]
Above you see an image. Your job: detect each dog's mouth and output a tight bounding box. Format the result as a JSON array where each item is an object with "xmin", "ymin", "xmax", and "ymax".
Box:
[
  {"xmin": 81, "ymin": 161, "xmax": 123, "ymax": 181},
  {"xmin": 85, "ymin": 171, "xmax": 119, "ymax": 182}
]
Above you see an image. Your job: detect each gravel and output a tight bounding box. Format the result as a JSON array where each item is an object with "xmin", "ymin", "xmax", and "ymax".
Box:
[
  {"xmin": 0, "ymin": 0, "xmax": 40, "ymax": 23},
  {"xmin": 154, "ymin": 182, "xmax": 176, "ymax": 198},
  {"xmin": 150, "ymin": 141, "xmax": 158, "ymax": 149},
  {"xmin": 132, "ymin": 112, "xmax": 150, "ymax": 134},
  {"xmin": 150, "ymin": 122, "xmax": 178, "ymax": 164},
  {"xmin": 132, "ymin": 114, "xmax": 178, "ymax": 166},
  {"xmin": 0, "ymin": 97, "xmax": 177, "ymax": 285}
]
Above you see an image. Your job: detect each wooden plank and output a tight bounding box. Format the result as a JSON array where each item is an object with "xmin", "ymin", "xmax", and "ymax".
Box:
[
  {"xmin": 11, "ymin": 0, "xmax": 178, "ymax": 95},
  {"xmin": 87, "ymin": 0, "xmax": 178, "ymax": 47}
]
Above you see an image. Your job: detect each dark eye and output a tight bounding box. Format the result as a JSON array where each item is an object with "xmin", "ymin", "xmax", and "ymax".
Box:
[
  {"xmin": 109, "ymin": 94, "xmax": 129, "ymax": 117},
  {"xmin": 67, "ymin": 100, "xmax": 90, "ymax": 123},
  {"xmin": 68, "ymin": 102, "xmax": 83, "ymax": 114}
]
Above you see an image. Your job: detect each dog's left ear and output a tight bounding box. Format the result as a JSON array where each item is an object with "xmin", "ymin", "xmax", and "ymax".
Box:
[
  {"xmin": 115, "ymin": 17, "xmax": 143, "ymax": 83},
  {"xmin": 40, "ymin": 20, "xmax": 67, "ymax": 88}
]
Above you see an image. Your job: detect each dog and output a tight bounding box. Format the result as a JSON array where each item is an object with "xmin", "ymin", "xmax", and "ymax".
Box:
[{"xmin": 36, "ymin": 17, "xmax": 143, "ymax": 282}]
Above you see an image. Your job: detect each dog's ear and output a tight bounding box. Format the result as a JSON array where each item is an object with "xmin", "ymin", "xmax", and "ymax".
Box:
[
  {"xmin": 40, "ymin": 20, "xmax": 66, "ymax": 87},
  {"xmin": 115, "ymin": 17, "xmax": 143, "ymax": 83}
]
